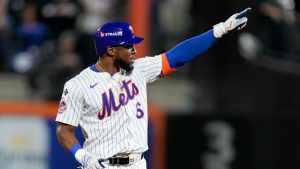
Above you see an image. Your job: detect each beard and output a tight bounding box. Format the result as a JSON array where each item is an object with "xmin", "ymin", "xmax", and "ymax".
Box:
[{"xmin": 116, "ymin": 58, "xmax": 134, "ymax": 75}]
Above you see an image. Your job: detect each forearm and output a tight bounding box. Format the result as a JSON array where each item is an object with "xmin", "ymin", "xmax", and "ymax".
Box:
[
  {"xmin": 56, "ymin": 122, "xmax": 100, "ymax": 167},
  {"xmin": 165, "ymin": 29, "xmax": 217, "ymax": 68},
  {"xmin": 56, "ymin": 122, "xmax": 80, "ymax": 151}
]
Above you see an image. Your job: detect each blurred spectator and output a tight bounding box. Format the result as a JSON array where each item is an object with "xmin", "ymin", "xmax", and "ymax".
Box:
[
  {"xmin": 42, "ymin": 0, "xmax": 81, "ymax": 38},
  {"xmin": 156, "ymin": 0, "xmax": 192, "ymax": 50},
  {"xmin": 28, "ymin": 30, "xmax": 82, "ymax": 101},
  {"xmin": 75, "ymin": 0, "xmax": 119, "ymax": 67},
  {"xmin": 0, "ymin": 0, "xmax": 16, "ymax": 71},
  {"xmin": 10, "ymin": 2, "xmax": 48, "ymax": 73},
  {"xmin": 16, "ymin": 2, "xmax": 47, "ymax": 50},
  {"xmin": 257, "ymin": 0, "xmax": 299, "ymax": 62}
]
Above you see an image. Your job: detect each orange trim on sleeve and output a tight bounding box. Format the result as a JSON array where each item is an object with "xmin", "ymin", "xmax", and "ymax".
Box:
[{"xmin": 161, "ymin": 53, "xmax": 176, "ymax": 77}]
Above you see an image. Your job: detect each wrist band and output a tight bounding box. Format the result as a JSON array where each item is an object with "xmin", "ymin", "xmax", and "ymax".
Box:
[{"xmin": 70, "ymin": 144, "xmax": 82, "ymax": 156}]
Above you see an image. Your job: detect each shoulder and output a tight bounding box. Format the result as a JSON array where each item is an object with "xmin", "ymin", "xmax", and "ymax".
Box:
[
  {"xmin": 62, "ymin": 75, "xmax": 85, "ymax": 98},
  {"xmin": 64, "ymin": 67, "xmax": 91, "ymax": 87},
  {"xmin": 133, "ymin": 54, "xmax": 162, "ymax": 67}
]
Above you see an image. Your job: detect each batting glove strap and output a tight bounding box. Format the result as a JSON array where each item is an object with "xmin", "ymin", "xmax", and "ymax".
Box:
[
  {"xmin": 75, "ymin": 149, "xmax": 88, "ymax": 164},
  {"xmin": 213, "ymin": 13, "xmax": 248, "ymax": 38},
  {"xmin": 213, "ymin": 22, "xmax": 227, "ymax": 38}
]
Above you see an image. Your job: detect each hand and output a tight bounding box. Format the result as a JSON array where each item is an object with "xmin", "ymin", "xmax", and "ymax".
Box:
[
  {"xmin": 82, "ymin": 154, "xmax": 101, "ymax": 169},
  {"xmin": 213, "ymin": 7, "xmax": 251, "ymax": 38},
  {"xmin": 74, "ymin": 149, "xmax": 102, "ymax": 169}
]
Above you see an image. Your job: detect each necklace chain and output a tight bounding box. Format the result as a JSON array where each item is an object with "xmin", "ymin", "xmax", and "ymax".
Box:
[
  {"xmin": 95, "ymin": 61, "xmax": 106, "ymax": 72},
  {"xmin": 96, "ymin": 61, "xmax": 124, "ymax": 91}
]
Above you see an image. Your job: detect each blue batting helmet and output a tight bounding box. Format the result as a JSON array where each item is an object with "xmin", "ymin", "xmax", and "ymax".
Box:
[{"xmin": 94, "ymin": 22, "xmax": 144, "ymax": 56}]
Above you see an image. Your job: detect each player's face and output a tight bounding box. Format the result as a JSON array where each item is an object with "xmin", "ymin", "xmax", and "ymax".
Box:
[{"xmin": 114, "ymin": 45, "xmax": 136, "ymax": 74}]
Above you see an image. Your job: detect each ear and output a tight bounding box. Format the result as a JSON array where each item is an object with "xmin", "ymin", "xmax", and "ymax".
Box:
[{"xmin": 106, "ymin": 47, "xmax": 116, "ymax": 56}]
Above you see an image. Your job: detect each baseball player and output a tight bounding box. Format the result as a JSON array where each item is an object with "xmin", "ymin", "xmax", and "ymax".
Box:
[{"xmin": 56, "ymin": 8, "xmax": 251, "ymax": 169}]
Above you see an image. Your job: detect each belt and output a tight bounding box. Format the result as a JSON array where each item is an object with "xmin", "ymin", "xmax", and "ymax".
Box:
[{"xmin": 107, "ymin": 153, "xmax": 144, "ymax": 165}]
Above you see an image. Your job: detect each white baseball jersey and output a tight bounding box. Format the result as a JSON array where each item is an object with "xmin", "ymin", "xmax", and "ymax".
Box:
[{"xmin": 56, "ymin": 54, "xmax": 171, "ymax": 161}]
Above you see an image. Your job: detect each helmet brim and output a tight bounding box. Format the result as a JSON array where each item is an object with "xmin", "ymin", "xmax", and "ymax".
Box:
[{"xmin": 122, "ymin": 36, "xmax": 144, "ymax": 45}]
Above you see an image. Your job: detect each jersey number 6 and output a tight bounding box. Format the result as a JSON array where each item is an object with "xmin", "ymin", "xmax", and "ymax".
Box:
[{"xmin": 136, "ymin": 102, "xmax": 144, "ymax": 119}]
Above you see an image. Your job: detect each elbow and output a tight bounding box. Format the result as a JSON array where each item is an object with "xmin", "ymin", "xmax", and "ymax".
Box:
[
  {"xmin": 56, "ymin": 122, "xmax": 77, "ymax": 151},
  {"xmin": 172, "ymin": 62, "xmax": 185, "ymax": 68},
  {"xmin": 56, "ymin": 124, "xmax": 65, "ymax": 146}
]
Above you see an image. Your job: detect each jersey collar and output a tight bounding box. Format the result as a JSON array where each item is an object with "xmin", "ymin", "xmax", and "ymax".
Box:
[
  {"xmin": 89, "ymin": 65, "xmax": 100, "ymax": 72},
  {"xmin": 89, "ymin": 65, "xmax": 126, "ymax": 76}
]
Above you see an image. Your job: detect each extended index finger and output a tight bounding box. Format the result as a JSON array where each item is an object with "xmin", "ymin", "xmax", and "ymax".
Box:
[{"xmin": 236, "ymin": 7, "xmax": 252, "ymax": 19}]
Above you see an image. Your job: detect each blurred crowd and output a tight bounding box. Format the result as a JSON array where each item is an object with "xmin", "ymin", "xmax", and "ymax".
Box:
[
  {"xmin": 0, "ymin": 0, "xmax": 299, "ymax": 112},
  {"xmin": 0, "ymin": 0, "xmax": 122, "ymax": 101},
  {"xmin": 0, "ymin": 0, "xmax": 194, "ymax": 102},
  {"xmin": 256, "ymin": 0, "xmax": 300, "ymax": 62}
]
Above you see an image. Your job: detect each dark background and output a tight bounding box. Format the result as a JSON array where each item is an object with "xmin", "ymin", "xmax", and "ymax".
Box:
[{"xmin": 167, "ymin": 115, "xmax": 300, "ymax": 169}]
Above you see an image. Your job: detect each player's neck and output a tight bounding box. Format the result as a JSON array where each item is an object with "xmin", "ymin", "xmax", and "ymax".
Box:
[{"xmin": 95, "ymin": 59, "xmax": 119, "ymax": 74}]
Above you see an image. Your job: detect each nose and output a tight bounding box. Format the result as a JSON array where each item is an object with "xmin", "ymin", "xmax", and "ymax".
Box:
[{"xmin": 131, "ymin": 45, "xmax": 137, "ymax": 54}]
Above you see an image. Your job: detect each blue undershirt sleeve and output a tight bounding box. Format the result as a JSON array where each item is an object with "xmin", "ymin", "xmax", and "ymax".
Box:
[{"xmin": 165, "ymin": 29, "xmax": 217, "ymax": 68}]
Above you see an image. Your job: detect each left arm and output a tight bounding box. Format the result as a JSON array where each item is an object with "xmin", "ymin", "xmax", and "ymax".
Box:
[
  {"xmin": 165, "ymin": 29, "xmax": 217, "ymax": 68},
  {"xmin": 163, "ymin": 8, "xmax": 251, "ymax": 70}
]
